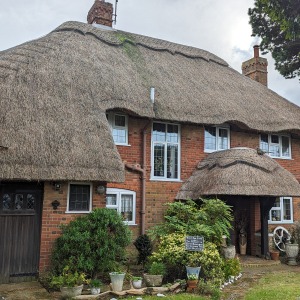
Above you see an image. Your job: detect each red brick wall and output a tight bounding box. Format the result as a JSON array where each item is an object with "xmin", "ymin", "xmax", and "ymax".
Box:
[{"xmin": 39, "ymin": 117, "xmax": 300, "ymax": 271}]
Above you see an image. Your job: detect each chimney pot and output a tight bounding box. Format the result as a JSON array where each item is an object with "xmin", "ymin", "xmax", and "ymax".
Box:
[
  {"xmin": 254, "ymin": 45, "xmax": 260, "ymax": 58},
  {"xmin": 87, "ymin": 0, "xmax": 113, "ymax": 27}
]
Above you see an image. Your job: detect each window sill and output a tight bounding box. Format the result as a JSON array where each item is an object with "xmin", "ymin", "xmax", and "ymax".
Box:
[
  {"xmin": 204, "ymin": 148, "xmax": 229, "ymax": 153},
  {"xmin": 268, "ymin": 220, "xmax": 293, "ymax": 224},
  {"xmin": 150, "ymin": 177, "xmax": 182, "ymax": 182},
  {"xmin": 115, "ymin": 143, "xmax": 131, "ymax": 147},
  {"xmin": 269, "ymin": 156, "xmax": 292, "ymax": 160},
  {"xmin": 65, "ymin": 210, "xmax": 91, "ymax": 214}
]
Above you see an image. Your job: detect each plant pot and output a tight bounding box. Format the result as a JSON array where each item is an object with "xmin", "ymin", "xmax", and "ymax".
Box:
[
  {"xmin": 270, "ymin": 251, "xmax": 280, "ymax": 261},
  {"xmin": 186, "ymin": 266, "xmax": 201, "ymax": 278},
  {"xmin": 143, "ymin": 274, "xmax": 163, "ymax": 287},
  {"xmin": 187, "ymin": 279, "xmax": 198, "ymax": 291},
  {"xmin": 222, "ymin": 245, "xmax": 236, "ymax": 259},
  {"xmin": 286, "ymin": 243, "xmax": 299, "ymax": 266},
  {"xmin": 90, "ymin": 287, "xmax": 101, "ymax": 295},
  {"xmin": 109, "ymin": 272, "xmax": 125, "ymax": 292},
  {"xmin": 60, "ymin": 285, "xmax": 83, "ymax": 297},
  {"xmin": 132, "ymin": 279, "xmax": 142, "ymax": 289}
]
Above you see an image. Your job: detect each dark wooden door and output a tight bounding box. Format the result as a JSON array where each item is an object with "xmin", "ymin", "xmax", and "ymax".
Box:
[{"xmin": 0, "ymin": 182, "xmax": 43, "ymax": 283}]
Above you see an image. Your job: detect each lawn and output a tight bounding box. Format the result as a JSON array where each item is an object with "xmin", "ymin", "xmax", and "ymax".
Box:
[
  {"xmin": 127, "ymin": 295, "xmax": 207, "ymax": 300},
  {"xmin": 244, "ymin": 271, "xmax": 300, "ymax": 300}
]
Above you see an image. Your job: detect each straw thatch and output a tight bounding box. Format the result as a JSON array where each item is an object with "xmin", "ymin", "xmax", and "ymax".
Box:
[
  {"xmin": 176, "ymin": 148, "xmax": 300, "ymax": 199},
  {"xmin": 1, "ymin": 21, "xmax": 300, "ymax": 181}
]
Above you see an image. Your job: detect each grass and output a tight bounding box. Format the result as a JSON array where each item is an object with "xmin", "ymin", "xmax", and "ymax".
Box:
[
  {"xmin": 127, "ymin": 295, "xmax": 207, "ymax": 300},
  {"xmin": 245, "ymin": 271, "xmax": 300, "ymax": 300}
]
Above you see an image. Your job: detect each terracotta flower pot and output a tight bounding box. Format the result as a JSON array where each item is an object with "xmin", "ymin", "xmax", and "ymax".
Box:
[{"xmin": 270, "ymin": 251, "xmax": 280, "ymax": 261}]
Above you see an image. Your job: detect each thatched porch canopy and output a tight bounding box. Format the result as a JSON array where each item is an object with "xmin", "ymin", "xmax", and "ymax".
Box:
[{"xmin": 176, "ymin": 148, "xmax": 300, "ymax": 199}]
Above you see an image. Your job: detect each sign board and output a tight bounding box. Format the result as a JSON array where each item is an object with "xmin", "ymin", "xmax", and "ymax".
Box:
[{"xmin": 185, "ymin": 236, "xmax": 204, "ymax": 251}]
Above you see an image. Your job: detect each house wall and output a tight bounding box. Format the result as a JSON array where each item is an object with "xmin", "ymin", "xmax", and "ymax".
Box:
[{"xmin": 39, "ymin": 116, "xmax": 300, "ymax": 271}]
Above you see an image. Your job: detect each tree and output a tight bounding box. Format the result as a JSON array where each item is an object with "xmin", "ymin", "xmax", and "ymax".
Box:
[{"xmin": 248, "ymin": 0, "xmax": 300, "ymax": 79}]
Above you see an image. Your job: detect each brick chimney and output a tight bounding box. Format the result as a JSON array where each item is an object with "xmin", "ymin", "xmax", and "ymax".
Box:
[
  {"xmin": 242, "ymin": 45, "xmax": 268, "ymax": 87},
  {"xmin": 87, "ymin": 0, "xmax": 113, "ymax": 27}
]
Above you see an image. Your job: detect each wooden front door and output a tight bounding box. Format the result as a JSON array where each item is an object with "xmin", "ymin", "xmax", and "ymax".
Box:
[{"xmin": 0, "ymin": 182, "xmax": 43, "ymax": 283}]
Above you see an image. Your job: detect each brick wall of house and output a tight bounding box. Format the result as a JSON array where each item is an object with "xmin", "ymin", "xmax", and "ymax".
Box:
[{"xmin": 39, "ymin": 116, "xmax": 300, "ymax": 271}]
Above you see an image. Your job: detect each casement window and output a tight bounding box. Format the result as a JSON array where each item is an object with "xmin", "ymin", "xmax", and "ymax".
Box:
[
  {"xmin": 260, "ymin": 134, "xmax": 291, "ymax": 159},
  {"xmin": 151, "ymin": 122, "xmax": 180, "ymax": 180},
  {"xmin": 106, "ymin": 112, "xmax": 128, "ymax": 145},
  {"xmin": 106, "ymin": 189, "xmax": 136, "ymax": 225},
  {"xmin": 204, "ymin": 126, "xmax": 230, "ymax": 152},
  {"xmin": 67, "ymin": 183, "xmax": 92, "ymax": 213},
  {"xmin": 268, "ymin": 197, "xmax": 293, "ymax": 224}
]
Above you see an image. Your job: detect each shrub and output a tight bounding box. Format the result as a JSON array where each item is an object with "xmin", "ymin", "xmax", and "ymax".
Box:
[
  {"xmin": 51, "ymin": 208, "xmax": 131, "ymax": 277},
  {"xmin": 147, "ymin": 261, "xmax": 166, "ymax": 275},
  {"xmin": 50, "ymin": 266, "xmax": 87, "ymax": 288},
  {"xmin": 222, "ymin": 258, "xmax": 241, "ymax": 280},
  {"xmin": 133, "ymin": 234, "xmax": 153, "ymax": 267},
  {"xmin": 148, "ymin": 198, "xmax": 233, "ymax": 247}
]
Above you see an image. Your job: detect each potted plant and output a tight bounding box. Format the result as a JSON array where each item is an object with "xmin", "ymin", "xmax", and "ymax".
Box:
[
  {"xmin": 89, "ymin": 278, "xmax": 102, "ymax": 295},
  {"xmin": 50, "ymin": 266, "xmax": 87, "ymax": 298},
  {"xmin": 269, "ymin": 242, "xmax": 280, "ymax": 261},
  {"xmin": 222, "ymin": 237, "xmax": 236, "ymax": 259},
  {"xmin": 285, "ymin": 226, "xmax": 299, "ymax": 265},
  {"xmin": 143, "ymin": 261, "xmax": 166, "ymax": 287},
  {"xmin": 185, "ymin": 252, "xmax": 201, "ymax": 279},
  {"xmin": 109, "ymin": 271, "xmax": 126, "ymax": 292},
  {"xmin": 131, "ymin": 276, "xmax": 143, "ymax": 289},
  {"xmin": 186, "ymin": 273, "xmax": 198, "ymax": 291}
]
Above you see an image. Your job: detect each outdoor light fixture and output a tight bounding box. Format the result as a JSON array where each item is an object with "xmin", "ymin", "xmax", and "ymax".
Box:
[
  {"xmin": 51, "ymin": 200, "xmax": 60, "ymax": 210},
  {"xmin": 53, "ymin": 182, "xmax": 61, "ymax": 191},
  {"xmin": 96, "ymin": 185, "xmax": 106, "ymax": 194}
]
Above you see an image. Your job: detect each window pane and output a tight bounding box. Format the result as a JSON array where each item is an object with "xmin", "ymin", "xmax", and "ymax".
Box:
[
  {"xmin": 153, "ymin": 123, "xmax": 166, "ymax": 142},
  {"xmin": 260, "ymin": 134, "xmax": 269, "ymax": 152},
  {"xmin": 27, "ymin": 194, "xmax": 35, "ymax": 210},
  {"xmin": 281, "ymin": 136, "xmax": 290, "ymax": 157},
  {"xmin": 270, "ymin": 144, "xmax": 280, "ymax": 157},
  {"xmin": 167, "ymin": 144, "xmax": 178, "ymax": 179},
  {"xmin": 113, "ymin": 128, "xmax": 126, "ymax": 144},
  {"xmin": 15, "ymin": 194, "xmax": 24, "ymax": 210},
  {"xmin": 154, "ymin": 144, "xmax": 165, "ymax": 176},
  {"xmin": 270, "ymin": 209, "xmax": 281, "ymax": 221},
  {"xmin": 106, "ymin": 194, "xmax": 117, "ymax": 206},
  {"xmin": 271, "ymin": 135, "xmax": 279, "ymax": 144},
  {"xmin": 69, "ymin": 184, "xmax": 90, "ymax": 211},
  {"xmin": 115, "ymin": 115, "xmax": 126, "ymax": 127},
  {"xmin": 121, "ymin": 195, "xmax": 133, "ymax": 222},
  {"xmin": 205, "ymin": 127, "xmax": 216, "ymax": 150},
  {"xmin": 283, "ymin": 198, "xmax": 291, "ymax": 220},
  {"xmin": 3, "ymin": 194, "xmax": 11, "ymax": 210},
  {"xmin": 218, "ymin": 128, "xmax": 228, "ymax": 150},
  {"xmin": 273, "ymin": 198, "xmax": 280, "ymax": 207},
  {"xmin": 167, "ymin": 124, "xmax": 178, "ymax": 143}
]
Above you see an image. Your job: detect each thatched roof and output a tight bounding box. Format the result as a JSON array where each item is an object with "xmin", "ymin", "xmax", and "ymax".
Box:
[
  {"xmin": 176, "ymin": 148, "xmax": 300, "ymax": 199},
  {"xmin": 1, "ymin": 21, "xmax": 300, "ymax": 181}
]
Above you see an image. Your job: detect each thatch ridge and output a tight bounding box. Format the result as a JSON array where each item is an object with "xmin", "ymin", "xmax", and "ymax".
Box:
[{"xmin": 177, "ymin": 148, "xmax": 300, "ymax": 199}]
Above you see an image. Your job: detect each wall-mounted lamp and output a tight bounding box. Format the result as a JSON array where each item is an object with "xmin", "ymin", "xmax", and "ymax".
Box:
[
  {"xmin": 51, "ymin": 200, "xmax": 60, "ymax": 210},
  {"xmin": 53, "ymin": 182, "xmax": 61, "ymax": 191},
  {"xmin": 96, "ymin": 185, "xmax": 106, "ymax": 194}
]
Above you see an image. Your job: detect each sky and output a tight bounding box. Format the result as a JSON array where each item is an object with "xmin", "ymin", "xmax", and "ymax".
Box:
[{"xmin": 0, "ymin": 0, "xmax": 299, "ymax": 105}]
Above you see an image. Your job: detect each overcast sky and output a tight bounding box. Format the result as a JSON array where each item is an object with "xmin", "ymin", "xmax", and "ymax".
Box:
[{"xmin": 0, "ymin": 0, "xmax": 299, "ymax": 105}]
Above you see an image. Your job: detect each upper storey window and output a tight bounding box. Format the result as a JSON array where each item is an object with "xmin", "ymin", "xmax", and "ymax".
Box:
[
  {"xmin": 151, "ymin": 122, "xmax": 180, "ymax": 180},
  {"xmin": 107, "ymin": 112, "xmax": 128, "ymax": 145},
  {"xmin": 260, "ymin": 134, "xmax": 291, "ymax": 159},
  {"xmin": 204, "ymin": 126, "xmax": 230, "ymax": 152}
]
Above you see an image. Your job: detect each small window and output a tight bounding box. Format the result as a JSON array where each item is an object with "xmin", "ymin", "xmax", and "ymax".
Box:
[
  {"xmin": 107, "ymin": 112, "xmax": 128, "ymax": 145},
  {"xmin": 269, "ymin": 197, "xmax": 293, "ymax": 224},
  {"xmin": 151, "ymin": 122, "xmax": 180, "ymax": 180},
  {"xmin": 204, "ymin": 126, "xmax": 230, "ymax": 152},
  {"xmin": 106, "ymin": 189, "xmax": 136, "ymax": 225},
  {"xmin": 67, "ymin": 183, "xmax": 92, "ymax": 213},
  {"xmin": 260, "ymin": 134, "xmax": 291, "ymax": 159}
]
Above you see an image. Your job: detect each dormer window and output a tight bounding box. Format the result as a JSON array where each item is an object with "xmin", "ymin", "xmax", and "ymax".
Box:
[
  {"xmin": 204, "ymin": 126, "xmax": 230, "ymax": 152},
  {"xmin": 107, "ymin": 112, "xmax": 128, "ymax": 145},
  {"xmin": 260, "ymin": 134, "xmax": 291, "ymax": 159}
]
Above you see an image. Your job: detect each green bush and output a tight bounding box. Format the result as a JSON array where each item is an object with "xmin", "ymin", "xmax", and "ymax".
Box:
[
  {"xmin": 150, "ymin": 233, "xmax": 224, "ymax": 284},
  {"xmin": 148, "ymin": 198, "xmax": 233, "ymax": 247},
  {"xmin": 51, "ymin": 208, "xmax": 131, "ymax": 277},
  {"xmin": 147, "ymin": 261, "xmax": 166, "ymax": 275},
  {"xmin": 222, "ymin": 258, "xmax": 241, "ymax": 280},
  {"xmin": 133, "ymin": 234, "xmax": 153, "ymax": 266}
]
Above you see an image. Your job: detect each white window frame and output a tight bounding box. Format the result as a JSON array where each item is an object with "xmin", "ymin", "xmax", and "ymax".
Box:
[
  {"xmin": 204, "ymin": 125, "xmax": 230, "ymax": 153},
  {"xmin": 106, "ymin": 188, "xmax": 136, "ymax": 225},
  {"xmin": 107, "ymin": 112, "xmax": 128, "ymax": 145},
  {"xmin": 259, "ymin": 133, "xmax": 291, "ymax": 159},
  {"xmin": 66, "ymin": 182, "xmax": 92, "ymax": 213},
  {"xmin": 151, "ymin": 121, "xmax": 181, "ymax": 181},
  {"xmin": 268, "ymin": 197, "xmax": 293, "ymax": 224}
]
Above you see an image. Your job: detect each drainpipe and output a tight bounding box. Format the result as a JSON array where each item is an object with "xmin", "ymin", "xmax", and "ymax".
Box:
[{"xmin": 124, "ymin": 120, "xmax": 151, "ymax": 235}]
